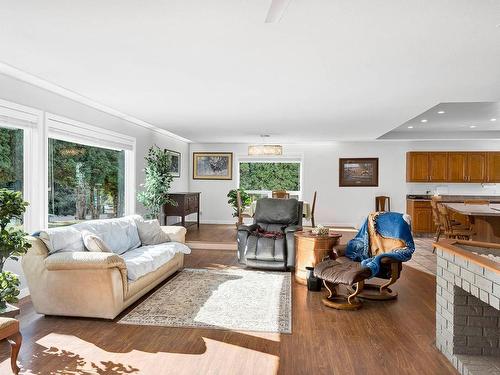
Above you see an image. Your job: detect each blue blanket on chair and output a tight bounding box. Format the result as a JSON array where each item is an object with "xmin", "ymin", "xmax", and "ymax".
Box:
[{"xmin": 345, "ymin": 212, "xmax": 415, "ymax": 278}]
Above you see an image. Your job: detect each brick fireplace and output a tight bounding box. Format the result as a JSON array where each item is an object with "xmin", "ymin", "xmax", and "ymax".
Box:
[{"xmin": 435, "ymin": 242, "xmax": 500, "ymax": 375}]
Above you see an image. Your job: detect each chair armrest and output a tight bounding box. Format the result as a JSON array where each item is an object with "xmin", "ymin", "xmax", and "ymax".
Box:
[
  {"xmin": 237, "ymin": 223, "xmax": 258, "ymax": 233},
  {"xmin": 285, "ymin": 225, "xmax": 302, "ymax": 233},
  {"xmin": 44, "ymin": 252, "xmax": 126, "ymax": 271},
  {"xmin": 333, "ymin": 244, "xmax": 347, "ymax": 258},
  {"xmin": 161, "ymin": 226, "xmax": 187, "ymax": 243}
]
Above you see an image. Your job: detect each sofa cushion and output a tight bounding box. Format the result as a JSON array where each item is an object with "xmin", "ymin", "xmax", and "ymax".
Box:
[
  {"xmin": 81, "ymin": 230, "xmax": 112, "ymax": 252},
  {"xmin": 75, "ymin": 215, "xmax": 141, "ymax": 255},
  {"xmin": 38, "ymin": 227, "xmax": 85, "ymax": 254},
  {"xmin": 121, "ymin": 242, "xmax": 191, "ymax": 281},
  {"xmin": 135, "ymin": 219, "xmax": 170, "ymax": 245}
]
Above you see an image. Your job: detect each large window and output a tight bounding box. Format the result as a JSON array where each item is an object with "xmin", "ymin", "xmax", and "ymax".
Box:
[
  {"xmin": 48, "ymin": 138, "xmax": 125, "ymax": 227},
  {"xmin": 0, "ymin": 126, "xmax": 23, "ymax": 192},
  {"xmin": 239, "ymin": 160, "xmax": 302, "ymax": 199}
]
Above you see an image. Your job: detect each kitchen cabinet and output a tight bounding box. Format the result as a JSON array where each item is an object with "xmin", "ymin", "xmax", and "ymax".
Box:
[
  {"xmin": 406, "ymin": 200, "xmax": 433, "ymax": 233},
  {"xmin": 407, "ymin": 151, "xmax": 496, "ymax": 183},
  {"xmin": 467, "ymin": 152, "xmax": 487, "ymax": 182},
  {"xmin": 406, "ymin": 152, "xmax": 429, "ymax": 182},
  {"xmin": 487, "ymin": 152, "xmax": 500, "ymax": 182},
  {"xmin": 429, "ymin": 152, "xmax": 448, "ymax": 182},
  {"xmin": 447, "ymin": 152, "xmax": 468, "ymax": 182}
]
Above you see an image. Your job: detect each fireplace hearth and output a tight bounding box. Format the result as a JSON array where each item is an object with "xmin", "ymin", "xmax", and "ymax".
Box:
[{"xmin": 435, "ymin": 240, "xmax": 500, "ymax": 375}]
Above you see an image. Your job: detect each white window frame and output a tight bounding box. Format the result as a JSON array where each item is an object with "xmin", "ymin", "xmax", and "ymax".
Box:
[
  {"xmin": 236, "ymin": 155, "xmax": 304, "ymax": 200},
  {"xmin": 0, "ymin": 99, "xmax": 44, "ymax": 233},
  {"xmin": 45, "ymin": 113, "xmax": 136, "ymax": 224}
]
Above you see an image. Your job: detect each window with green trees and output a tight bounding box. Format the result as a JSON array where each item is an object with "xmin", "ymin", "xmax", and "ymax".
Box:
[
  {"xmin": 48, "ymin": 138, "xmax": 125, "ymax": 227},
  {"xmin": 0, "ymin": 127, "xmax": 23, "ymax": 193},
  {"xmin": 239, "ymin": 161, "xmax": 301, "ymax": 193}
]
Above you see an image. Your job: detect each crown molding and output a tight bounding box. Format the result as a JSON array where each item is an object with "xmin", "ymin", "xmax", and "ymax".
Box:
[{"xmin": 0, "ymin": 61, "xmax": 191, "ymax": 143}]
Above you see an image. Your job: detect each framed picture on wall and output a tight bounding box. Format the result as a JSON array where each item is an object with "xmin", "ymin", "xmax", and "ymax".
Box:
[
  {"xmin": 339, "ymin": 158, "xmax": 379, "ymax": 187},
  {"xmin": 193, "ymin": 152, "xmax": 233, "ymax": 180},
  {"xmin": 166, "ymin": 149, "xmax": 181, "ymax": 178}
]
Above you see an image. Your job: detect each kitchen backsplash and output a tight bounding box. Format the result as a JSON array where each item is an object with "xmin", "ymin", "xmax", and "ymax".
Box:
[{"xmin": 407, "ymin": 183, "xmax": 499, "ymax": 196}]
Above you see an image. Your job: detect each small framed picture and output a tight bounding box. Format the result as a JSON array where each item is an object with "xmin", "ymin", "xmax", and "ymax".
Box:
[
  {"xmin": 166, "ymin": 149, "xmax": 181, "ymax": 178},
  {"xmin": 339, "ymin": 158, "xmax": 379, "ymax": 187},
  {"xmin": 193, "ymin": 152, "xmax": 233, "ymax": 180}
]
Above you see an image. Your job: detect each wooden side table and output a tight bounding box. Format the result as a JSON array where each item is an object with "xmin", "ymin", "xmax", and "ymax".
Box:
[{"xmin": 294, "ymin": 231, "xmax": 342, "ymax": 285}]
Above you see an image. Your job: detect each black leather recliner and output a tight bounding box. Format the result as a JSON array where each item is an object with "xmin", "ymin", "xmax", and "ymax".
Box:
[{"xmin": 237, "ymin": 198, "xmax": 303, "ymax": 271}]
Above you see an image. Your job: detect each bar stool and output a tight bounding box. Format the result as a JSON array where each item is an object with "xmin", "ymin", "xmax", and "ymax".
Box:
[{"xmin": 375, "ymin": 196, "xmax": 391, "ymax": 212}]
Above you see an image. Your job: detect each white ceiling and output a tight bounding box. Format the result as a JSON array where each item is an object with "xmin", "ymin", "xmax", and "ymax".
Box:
[
  {"xmin": 380, "ymin": 102, "xmax": 500, "ymax": 139},
  {"xmin": 0, "ymin": 0, "xmax": 499, "ymax": 143}
]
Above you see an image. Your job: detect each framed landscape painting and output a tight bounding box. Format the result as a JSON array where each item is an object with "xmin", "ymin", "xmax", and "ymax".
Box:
[
  {"xmin": 166, "ymin": 149, "xmax": 181, "ymax": 178},
  {"xmin": 193, "ymin": 152, "xmax": 233, "ymax": 180},
  {"xmin": 339, "ymin": 158, "xmax": 378, "ymax": 187}
]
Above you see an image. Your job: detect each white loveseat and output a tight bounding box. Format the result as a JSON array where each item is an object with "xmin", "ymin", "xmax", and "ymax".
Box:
[{"xmin": 21, "ymin": 215, "xmax": 189, "ymax": 319}]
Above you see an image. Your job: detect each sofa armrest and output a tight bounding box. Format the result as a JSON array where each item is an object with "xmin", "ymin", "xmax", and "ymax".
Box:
[
  {"xmin": 26, "ymin": 236, "xmax": 49, "ymax": 257},
  {"xmin": 285, "ymin": 225, "xmax": 302, "ymax": 233},
  {"xmin": 161, "ymin": 226, "xmax": 187, "ymax": 243},
  {"xmin": 237, "ymin": 223, "xmax": 258, "ymax": 233},
  {"xmin": 44, "ymin": 252, "xmax": 126, "ymax": 271}
]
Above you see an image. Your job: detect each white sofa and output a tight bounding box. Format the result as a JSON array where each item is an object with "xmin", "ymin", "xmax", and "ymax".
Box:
[{"xmin": 21, "ymin": 215, "xmax": 189, "ymax": 319}]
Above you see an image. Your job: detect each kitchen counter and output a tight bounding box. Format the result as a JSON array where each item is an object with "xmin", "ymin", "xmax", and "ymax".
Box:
[{"xmin": 407, "ymin": 194, "xmax": 500, "ymax": 202}]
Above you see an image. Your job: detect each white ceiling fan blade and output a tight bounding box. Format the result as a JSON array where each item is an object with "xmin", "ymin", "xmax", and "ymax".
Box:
[{"xmin": 265, "ymin": 0, "xmax": 292, "ymax": 23}]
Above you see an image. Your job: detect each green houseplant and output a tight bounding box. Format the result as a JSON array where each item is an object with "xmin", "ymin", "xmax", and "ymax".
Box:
[
  {"xmin": 137, "ymin": 145, "xmax": 176, "ymax": 220},
  {"xmin": 0, "ymin": 189, "xmax": 31, "ymax": 311},
  {"xmin": 227, "ymin": 188, "xmax": 252, "ymax": 225}
]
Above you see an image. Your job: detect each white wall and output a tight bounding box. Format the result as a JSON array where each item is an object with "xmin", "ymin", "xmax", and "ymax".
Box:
[
  {"xmin": 189, "ymin": 141, "xmax": 500, "ymax": 228},
  {"xmin": 0, "ymin": 74, "xmax": 189, "ymax": 294}
]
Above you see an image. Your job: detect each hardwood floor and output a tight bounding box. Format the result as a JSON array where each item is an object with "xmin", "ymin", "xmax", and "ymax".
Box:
[
  {"xmin": 0, "ymin": 247, "xmax": 456, "ymax": 375},
  {"xmin": 185, "ymin": 224, "xmax": 238, "ymax": 243}
]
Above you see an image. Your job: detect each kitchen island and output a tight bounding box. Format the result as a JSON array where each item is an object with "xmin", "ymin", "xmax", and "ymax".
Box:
[
  {"xmin": 445, "ymin": 203, "xmax": 500, "ymax": 243},
  {"xmin": 406, "ymin": 195, "xmax": 500, "ymax": 234}
]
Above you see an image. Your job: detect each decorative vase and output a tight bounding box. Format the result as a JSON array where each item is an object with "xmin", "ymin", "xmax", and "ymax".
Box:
[{"xmin": 306, "ymin": 266, "xmax": 322, "ymax": 291}]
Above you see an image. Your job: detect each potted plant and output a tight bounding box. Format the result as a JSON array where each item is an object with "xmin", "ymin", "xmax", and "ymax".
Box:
[
  {"xmin": 227, "ymin": 188, "xmax": 252, "ymax": 226},
  {"xmin": 137, "ymin": 145, "xmax": 176, "ymax": 221},
  {"xmin": 0, "ymin": 189, "xmax": 31, "ymax": 312}
]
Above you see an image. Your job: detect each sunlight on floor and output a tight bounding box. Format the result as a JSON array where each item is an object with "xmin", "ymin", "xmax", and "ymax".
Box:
[{"xmin": 0, "ymin": 333, "xmax": 279, "ymax": 375}]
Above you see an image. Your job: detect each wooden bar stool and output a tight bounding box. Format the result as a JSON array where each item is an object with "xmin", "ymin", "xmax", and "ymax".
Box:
[
  {"xmin": 437, "ymin": 204, "xmax": 475, "ymax": 240},
  {"xmin": 0, "ymin": 317, "xmax": 22, "ymax": 374},
  {"xmin": 272, "ymin": 190, "xmax": 290, "ymax": 199},
  {"xmin": 375, "ymin": 196, "xmax": 391, "ymax": 212}
]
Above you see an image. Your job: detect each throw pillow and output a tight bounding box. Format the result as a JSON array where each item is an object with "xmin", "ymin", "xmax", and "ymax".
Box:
[
  {"xmin": 136, "ymin": 219, "xmax": 171, "ymax": 245},
  {"xmin": 81, "ymin": 230, "xmax": 112, "ymax": 252},
  {"xmin": 39, "ymin": 227, "xmax": 85, "ymax": 254}
]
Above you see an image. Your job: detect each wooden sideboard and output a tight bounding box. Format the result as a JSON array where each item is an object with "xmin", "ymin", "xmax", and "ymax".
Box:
[
  {"xmin": 162, "ymin": 192, "xmax": 200, "ymax": 228},
  {"xmin": 406, "ymin": 151, "xmax": 500, "ymax": 183}
]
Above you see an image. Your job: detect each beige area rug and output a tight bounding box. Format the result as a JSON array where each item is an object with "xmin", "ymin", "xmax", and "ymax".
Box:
[{"xmin": 119, "ymin": 268, "xmax": 292, "ymax": 333}]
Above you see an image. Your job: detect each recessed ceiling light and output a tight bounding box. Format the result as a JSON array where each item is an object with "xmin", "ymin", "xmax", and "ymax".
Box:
[
  {"xmin": 469, "ymin": 125, "xmax": 477, "ymax": 128},
  {"xmin": 260, "ymin": 134, "xmax": 271, "ymax": 138},
  {"xmin": 437, "ymin": 111, "xmax": 445, "ymax": 114},
  {"xmin": 420, "ymin": 119, "xmax": 428, "ymax": 123},
  {"xmin": 407, "ymin": 126, "xmax": 414, "ymax": 129},
  {"xmin": 490, "ymin": 118, "xmax": 497, "ymax": 122}
]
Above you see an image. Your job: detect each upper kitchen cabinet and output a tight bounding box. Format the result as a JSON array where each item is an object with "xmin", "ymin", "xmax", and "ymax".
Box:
[
  {"xmin": 467, "ymin": 152, "xmax": 487, "ymax": 182},
  {"xmin": 487, "ymin": 152, "xmax": 500, "ymax": 182},
  {"xmin": 407, "ymin": 151, "xmax": 496, "ymax": 183},
  {"xmin": 406, "ymin": 152, "xmax": 430, "ymax": 182},
  {"xmin": 447, "ymin": 152, "xmax": 468, "ymax": 182},
  {"xmin": 429, "ymin": 152, "xmax": 448, "ymax": 182}
]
